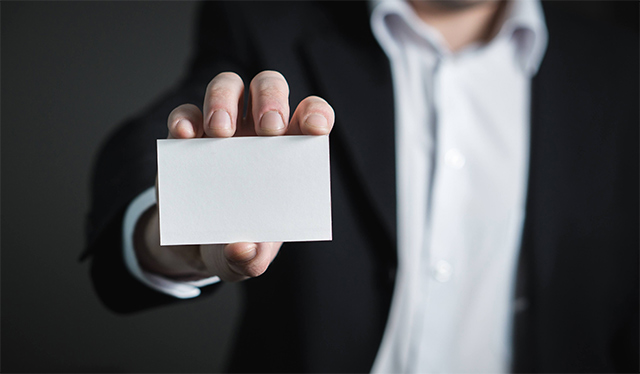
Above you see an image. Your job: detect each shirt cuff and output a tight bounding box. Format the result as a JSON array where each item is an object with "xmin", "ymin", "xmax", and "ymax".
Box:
[{"xmin": 122, "ymin": 186, "xmax": 220, "ymax": 299}]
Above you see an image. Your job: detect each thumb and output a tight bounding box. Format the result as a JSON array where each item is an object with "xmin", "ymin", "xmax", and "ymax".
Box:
[{"xmin": 200, "ymin": 242, "xmax": 282, "ymax": 282}]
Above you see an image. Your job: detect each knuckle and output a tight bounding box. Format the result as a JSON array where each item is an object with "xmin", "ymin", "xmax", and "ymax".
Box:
[
  {"xmin": 207, "ymin": 73, "xmax": 243, "ymax": 100},
  {"xmin": 217, "ymin": 71, "xmax": 243, "ymax": 82},
  {"xmin": 260, "ymin": 93, "xmax": 288, "ymax": 111},
  {"xmin": 207, "ymin": 86, "xmax": 235, "ymax": 102},
  {"xmin": 255, "ymin": 70, "xmax": 286, "ymax": 83},
  {"xmin": 251, "ymin": 71, "xmax": 289, "ymax": 95},
  {"xmin": 308, "ymin": 103, "xmax": 331, "ymax": 116},
  {"xmin": 305, "ymin": 95, "xmax": 328, "ymax": 105},
  {"xmin": 257, "ymin": 86, "xmax": 282, "ymax": 99},
  {"xmin": 302, "ymin": 96, "xmax": 333, "ymax": 114},
  {"xmin": 211, "ymin": 71, "xmax": 243, "ymax": 87},
  {"xmin": 167, "ymin": 105, "xmax": 191, "ymax": 128}
]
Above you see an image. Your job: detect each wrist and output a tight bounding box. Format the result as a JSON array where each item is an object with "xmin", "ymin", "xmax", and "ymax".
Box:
[{"xmin": 134, "ymin": 206, "xmax": 210, "ymax": 280}]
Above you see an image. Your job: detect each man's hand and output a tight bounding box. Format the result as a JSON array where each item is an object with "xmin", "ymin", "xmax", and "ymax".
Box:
[{"xmin": 134, "ymin": 71, "xmax": 335, "ymax": 282}]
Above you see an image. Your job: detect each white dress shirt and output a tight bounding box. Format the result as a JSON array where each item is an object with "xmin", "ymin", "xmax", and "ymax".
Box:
[
  {"xmin": 122, "ymin": 0, "xmax": 547, "ymax": 371},
  {"xmin": 122, "ymin": 187, "xmax": 219, "ymax": 298},
  {"xmin": 370, "ymin": 0, "xmax": 546, "ymax": 372}
]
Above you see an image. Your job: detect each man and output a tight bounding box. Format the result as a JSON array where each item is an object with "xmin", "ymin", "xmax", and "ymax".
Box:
[{"xmin": 84, "ymin": 1, "xmax": 638, "ymax": 372}]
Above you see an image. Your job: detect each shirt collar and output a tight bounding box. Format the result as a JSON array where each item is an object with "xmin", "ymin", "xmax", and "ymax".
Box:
[
  {"xmin": 370, "ymin": 0, "xmax": 548, "ymax": 76},
  {"xmin": 499, "ymin": 0, "xmax": 548, "ymax": 74}
]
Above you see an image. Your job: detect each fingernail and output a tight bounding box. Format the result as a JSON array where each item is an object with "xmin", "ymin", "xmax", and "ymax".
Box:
[
  {"xmin": 260, "ymin": 111, "xmax": 285, "ymax": 132},
  {"xmin": 305, "ymin": 113, "xmax": 328, "ymax": 129},
  {"xmin": 233, "ymin": 245, "xmax": 257, "ymax": 264},
  {"xmin": 176, "ymin": 119, "xmax": 195, "ymax": 138},
  {"xmin": 210, "ymin": 110, "xmax": 232, "ymax": 130}
]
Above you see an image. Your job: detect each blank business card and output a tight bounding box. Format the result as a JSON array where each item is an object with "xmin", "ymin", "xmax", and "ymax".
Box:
[{"xmin": 157, "ymin": 135, "xmax": 332, "ymax": 246}]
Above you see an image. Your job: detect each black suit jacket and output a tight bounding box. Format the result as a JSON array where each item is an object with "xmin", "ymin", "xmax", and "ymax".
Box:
[{"xmin": 84, "ymin": 2, "xmax": 638, "ymax": 372}]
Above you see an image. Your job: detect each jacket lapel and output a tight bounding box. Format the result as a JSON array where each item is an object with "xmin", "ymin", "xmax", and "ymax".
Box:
[
  {"xmin": 513, "ymin": 4, "xmax": 613, "ymax": 370},
  {"xmin": 301, "ymin": 5, "xmax": 397, "ymax": 245}
]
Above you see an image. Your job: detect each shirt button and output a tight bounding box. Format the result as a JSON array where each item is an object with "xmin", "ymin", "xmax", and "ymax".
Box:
[
  {"xmin": 432, "ymin": 260, "xmax": 452, "ymax": 282},
  {"xmin": 445, "ymin": 148, "xmax": 466, "ymax": 169}
]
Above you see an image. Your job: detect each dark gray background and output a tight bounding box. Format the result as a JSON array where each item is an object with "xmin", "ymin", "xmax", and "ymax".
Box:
[
  {"xmin": 2, "ymin": 2, "xmax": 241, "ymax": 372},
  {"xmin": 2, "ymin": 1, "xmax": 637, "ymax": 373}
]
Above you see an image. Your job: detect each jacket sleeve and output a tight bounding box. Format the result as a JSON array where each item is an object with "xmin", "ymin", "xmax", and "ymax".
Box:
[{"xmin": 83, "ymin": 1, "xmax": 259, "ymax": 313}]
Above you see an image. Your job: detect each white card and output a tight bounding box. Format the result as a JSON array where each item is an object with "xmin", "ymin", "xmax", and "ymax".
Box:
[{"xmin": 157, "ymin": 135, "xmax": 332, "ymax": 246}]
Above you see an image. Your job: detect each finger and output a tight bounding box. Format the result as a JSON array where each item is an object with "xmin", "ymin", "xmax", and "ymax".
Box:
[
  {"xmin": 225, "ymin": 242, "xmax": 282, "ymax": 278},
  {"xmin": 287, "ymin": 95, "xmax": 335, "ymax": 135},
  {"xmin": 203, "ymin": 72, "xmax": 245, "ymax": 138},
  {"xmin": 199, "ymin": 242, "xmax": 282, "ymax": 282},
  {"xmin": 247, "ymin": 70, "xmax": 290, "ymax": 136},
  {"xmin": 167, "ymin": 104, "xmax": 203, "ymax": 139},
  {"xmin": 199, "ymin": 244, "xmax": 244, "ymax": 282}
]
